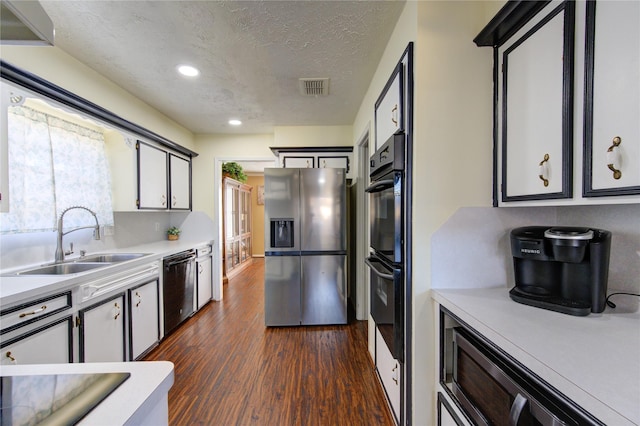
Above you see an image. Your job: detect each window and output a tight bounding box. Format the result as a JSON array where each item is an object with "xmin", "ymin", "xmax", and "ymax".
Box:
[{"xmin": 1, "ymin": 102, "xmax": 114, "ymax": 233}]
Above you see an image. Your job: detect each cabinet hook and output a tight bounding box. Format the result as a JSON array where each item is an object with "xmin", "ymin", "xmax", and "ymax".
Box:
[
  {"xmin": 607, "ymin": 136, "xmax": 622, "ymax": 180},
  {"xmin": 538, "ymin": 153, "xmax": 550, "ymax": 187}
]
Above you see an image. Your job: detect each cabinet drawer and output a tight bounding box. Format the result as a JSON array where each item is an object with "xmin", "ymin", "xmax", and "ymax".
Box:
[
  {"xmin": 0, "ymin": 316, "xmax": 74, "ymax": 365},
  {"xmin": 1, "ymin": 291, "xmax": 72, "ymax": 334},
  {"xmin": 375, "ymin": 326, "xmax": 400, "ymax": 423}
]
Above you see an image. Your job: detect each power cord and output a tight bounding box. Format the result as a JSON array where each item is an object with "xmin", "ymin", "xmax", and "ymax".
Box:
[{"xmin": 605, "ymin": 292, "xmax": 640, "ymax": 309}]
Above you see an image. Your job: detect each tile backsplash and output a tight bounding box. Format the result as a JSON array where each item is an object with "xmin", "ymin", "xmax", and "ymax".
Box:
[
  {"xmin": 432, "ymin": 204, "xmax": 640, "ymax": 294},
  {"xmin": 0, "ymin": 211, "xmax": 207, "ymax": 271}
]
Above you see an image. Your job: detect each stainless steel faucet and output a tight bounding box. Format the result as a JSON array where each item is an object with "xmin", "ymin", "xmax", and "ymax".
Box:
[{"xmin": 55, "ymin": 206, "xmax": 101, "ymax": 263}]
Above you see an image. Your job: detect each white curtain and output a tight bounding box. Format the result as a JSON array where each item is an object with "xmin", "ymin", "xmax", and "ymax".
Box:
[{"xmin": 1, "ymin": 105, "xmax": 114, "ymax": 233}]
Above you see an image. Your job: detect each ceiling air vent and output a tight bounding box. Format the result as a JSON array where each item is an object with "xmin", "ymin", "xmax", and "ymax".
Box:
[{"xmin": 299, "ymin": 78, "xmax": 329, "ymax": 96}]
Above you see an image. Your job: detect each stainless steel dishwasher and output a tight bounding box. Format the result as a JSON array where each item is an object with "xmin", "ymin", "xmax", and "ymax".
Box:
[{"xmin": 162, "ymin": 250, "xmax": 196, "ymax": 336}]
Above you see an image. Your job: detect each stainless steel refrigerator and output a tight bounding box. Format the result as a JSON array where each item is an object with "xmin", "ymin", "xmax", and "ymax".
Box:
[{"xmin": 264, "ymin": 168, "xmax": 347, "ymax": 326}]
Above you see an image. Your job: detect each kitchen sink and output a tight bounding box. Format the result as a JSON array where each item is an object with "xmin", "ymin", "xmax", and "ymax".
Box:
[
  {"xmin": 16, "ymin": 262, "xmax": 107, "ymax": 275},
  {"xmin": 7, "ymin": 253, "xmax": 151, "ymax": 276},
  {"xmin": 75, "ymin": 253, "xmax": 149, "ymax": 263}
]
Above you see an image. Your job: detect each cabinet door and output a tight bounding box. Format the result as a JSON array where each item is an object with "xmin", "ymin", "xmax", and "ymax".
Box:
[
  {"xmin": 79, "ymin": 294, "xmax": 126, "ymax": 362},
  {"xmin": 169, "ymin": 154, "xmax": 191, "ymax": 209},
  {"xmin": 283, "ymin": 156, "xmax": 314, "ymax": 168},
  {"xmin": 375, "ymin": 63, "xmax": 403, "ymax": 151},
  {"xmin": 376, "ymin": 326, "xmax": 400, "ymax": 423},
  {"xmin": 499, "ymin": 2, "xmax": 575, "ymax": 202},
  {"xmin": 583, "ymin": 0, "xmax": 640, "ymax": 196},
  {"xmin": 0, "ymin": 317, "xmax": 73, "ymax": 365},
  {"xmin": 129, "ymin": 280, "xmax": 160, "ymax": 360},
  {"xmin": 438, "ymin": 393, "xmax": 467, "ymax": 426},
  {"xmin": 137, "ymin": 141, "xmax": 168, "ymax": 209},
  {"xmin": 318, "ymin": 156, "xmax": 349, "ymax": 173},
  {"xmin": 197, "ymin": 256, "xmax": 213, "ymax": 310}
]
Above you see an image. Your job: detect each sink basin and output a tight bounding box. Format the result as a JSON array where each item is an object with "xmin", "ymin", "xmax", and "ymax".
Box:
[
  {"xmin": 16, "ymin": 262, "xmax": 107, "ymax": 275},
  {"xmin": 76, "ymin": 253, "xmax": 149, "ymax": 263}
]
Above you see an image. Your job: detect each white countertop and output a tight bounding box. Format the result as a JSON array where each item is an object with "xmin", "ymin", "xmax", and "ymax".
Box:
[
  {"xmin": 0, "ymin": 360, "xmax": 174, "ymax": 425},
  {"xmin": 432, "ymin": 287, "xmax": 640, "ymax": 426},
  {"xmin": 0, "ymin": 239, "xmax": 211, "ymax": 306}
]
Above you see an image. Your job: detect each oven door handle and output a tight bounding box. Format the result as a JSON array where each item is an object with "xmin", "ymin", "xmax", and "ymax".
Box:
[
  {"xmin": 365, "ymin": 179, "xmax": 394, "ymax": 193},
  {"xmin": 365, "ymin": 257, "xmax": 394, "ymax": 280}
]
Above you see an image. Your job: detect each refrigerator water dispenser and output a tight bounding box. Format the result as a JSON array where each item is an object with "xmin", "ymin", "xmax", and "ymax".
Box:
[{"xmin": 270, "ymin": 219, "xmax": 294, "ymax": 248}]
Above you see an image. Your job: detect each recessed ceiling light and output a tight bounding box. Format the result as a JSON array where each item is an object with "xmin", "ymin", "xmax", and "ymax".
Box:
[
  {"xmin": 229, "ymin": 119, "xmax": 242, "ymax": 126},
  {"xmin": 177, "ymin": 65, "xmax": 199, "ymax": 77}
]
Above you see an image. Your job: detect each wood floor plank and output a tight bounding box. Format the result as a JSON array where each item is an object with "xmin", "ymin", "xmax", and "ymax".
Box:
[{"xmin": 145, "ymin": 258, "xmax": 394, "ymax": 425}]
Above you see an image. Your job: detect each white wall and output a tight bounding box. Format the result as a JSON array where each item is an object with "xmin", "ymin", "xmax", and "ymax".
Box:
[
  {"xmin": 351, "ymin": 1, "xmax": 495, "ymax": 424},
  {"xmin": 412, "ymin": 2, "xmax": 494, "ymax": 422},
  {"xmin": 0, "ymin": 46, "xmax": 195, "ymax": 150},
  {"xmin": 274, "ymin": 125, "xmax": 352, "ymax": 147},
  {"xmin": 351, "ymin": 0, "xmax": 418, "ymax": 394}
]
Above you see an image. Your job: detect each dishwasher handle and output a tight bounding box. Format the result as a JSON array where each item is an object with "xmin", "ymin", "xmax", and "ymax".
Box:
[{"xmin": 164, "ymin": 250, "xmax": 196, "ymax": 267}]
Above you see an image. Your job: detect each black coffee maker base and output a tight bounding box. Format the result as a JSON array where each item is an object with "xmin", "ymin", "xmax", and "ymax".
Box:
[{"xmin": 509, "ymin": 286, "xmax": 592, "ymax": 316}]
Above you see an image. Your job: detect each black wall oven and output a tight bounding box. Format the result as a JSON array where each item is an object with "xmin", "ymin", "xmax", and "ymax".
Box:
[
  {"xmin": 366, "ymin": 132, "xmax": 405, "ymax": 361},
  {"xmin": 365, "ymin": 256, "xmax": 403, "ymax": 361},
  {"xmin": 367, "ymin": 133, "xmax": 405, "ymax": 265}
]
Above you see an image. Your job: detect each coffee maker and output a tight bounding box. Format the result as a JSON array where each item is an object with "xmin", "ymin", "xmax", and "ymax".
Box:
[{"xmin": 509, "ymin": 226, "xmax": 612, "ymax": 316}]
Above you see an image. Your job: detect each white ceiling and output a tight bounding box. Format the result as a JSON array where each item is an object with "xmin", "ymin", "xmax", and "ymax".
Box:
[{"xmin": 39, "ymin": 0, "xmax": 405, "ymax": 135}]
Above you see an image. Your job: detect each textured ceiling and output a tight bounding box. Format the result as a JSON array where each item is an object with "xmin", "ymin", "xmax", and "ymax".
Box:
[{"xmin": 39, "ymin": 1, "xmax": 405, "ymax": 134}]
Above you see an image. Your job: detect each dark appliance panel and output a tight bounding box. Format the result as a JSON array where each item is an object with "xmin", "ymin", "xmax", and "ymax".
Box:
[
  {"xmin": 366, "ymin": 132, "xmax": 405, "ymax": 265},
  {"xmin": 366, "ymin": 256, "xmax": 403, "ymax": 362},
  {"xmin": 452, "ymin": 327, "xmax": 601, "ymax": 426},
  {"xmin": 162, "ymin": 250, "xmax": 196, "ymax": 335}
]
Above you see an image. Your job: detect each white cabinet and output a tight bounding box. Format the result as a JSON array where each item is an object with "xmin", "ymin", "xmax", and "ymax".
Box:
[
  {"xmin": 196, "ymin": 249, "xmax": 213, "ymax": 310},
  {"xmin": 479, "ymin": 0, "xmax": 640, "ymax": 205},
  {"xmin": 283, "ymin": 156, "xmax": 314, "ymax": 168},
  {"xmin": 583, "ymin": 0, "xmax": 640, "ymax": 196},
  {"xmin": 138, "ymin": 142, "xmax": 168, "ymax": 209},
  {"xmin": 0, "ymin": 291, "xmax": 74, "ymax": 365},
  {"xmin": 272, "ymin": 147, "xmax": 354, "ymax": 179},
  {"xmin": 0, "ymin": 317, "xmax": 73, "ymax": 365},
  {"xmin": 136, "ymin": 141, "xmax": 192, "ymax": 210},
  {"xmin": 129, "ymin": 280, "xmax": 160, "ymax": 360},
  {"xmin": 375, "ymin": 65, "xmax": 403, "ymax": 151},
  {"xmin": 79, "ymin": 293, "xmax": 126, "ymax": 362},
  {"xmin": 375, "ymin": 326, "xmax": 400, "ymax": 424},
  {"xmin": 438, "ymin": 393, "xmax": 468, "ymax": 426},
  {"xmin": 169, "ymin": 154, "xmax": 191, "ymax": 209},
  {"xmin": 318, "ymin": 156, "xmax": 349, "ymax": 171},
  {"xmin": 497, "ymin": 1, "xmax": 573, "ymax": 202}
]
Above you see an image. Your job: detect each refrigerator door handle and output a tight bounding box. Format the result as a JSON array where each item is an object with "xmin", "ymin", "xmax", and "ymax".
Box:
[
  {"xmin": 365, "ymin": 179, "xmax": 394, "ymax": 193},
  {"xmin": 365, "ymin": 257, "xmax": 394, "ymax": 280}
]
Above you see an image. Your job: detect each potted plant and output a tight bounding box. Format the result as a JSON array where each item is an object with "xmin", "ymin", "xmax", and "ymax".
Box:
[
  {"xmin": 167, "ymin": 226, "xmax": 181, "ymax": 241},
  {"xmin": 222, "ymin": 162, "xmax": 247, "ymax": 183}
]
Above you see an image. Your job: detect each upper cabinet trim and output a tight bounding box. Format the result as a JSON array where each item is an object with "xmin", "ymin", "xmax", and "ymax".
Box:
[
  {"xmin": 0, "ymin": 60, "xmax": 198, "ymax": 158},
  {"xmin": 474, "ymin": 1, "xmax": 551, "ymax": 47},
  {"xmin": 269, "ymin": 146, "xmax": 353, "ymax": 156}
]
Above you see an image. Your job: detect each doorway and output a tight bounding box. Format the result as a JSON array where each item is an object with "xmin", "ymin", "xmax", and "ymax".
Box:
[{"xmin": 212, "ymin": 157, "xmax": 278, "ymax": 300}]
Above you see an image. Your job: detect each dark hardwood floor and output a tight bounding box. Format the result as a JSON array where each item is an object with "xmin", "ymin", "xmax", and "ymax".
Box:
[{"xmin": 144, "ymin": 258, "xmax": 394, "ymax": 425}]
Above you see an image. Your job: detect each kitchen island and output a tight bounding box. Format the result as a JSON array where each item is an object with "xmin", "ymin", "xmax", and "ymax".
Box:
[
  {"xmin": 432, "ymin": 287, "xmax": 639, "ymax": 426},
  {"xmin": 0, "ymin": 360, "xmax": 174, "ymax": 425}
]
